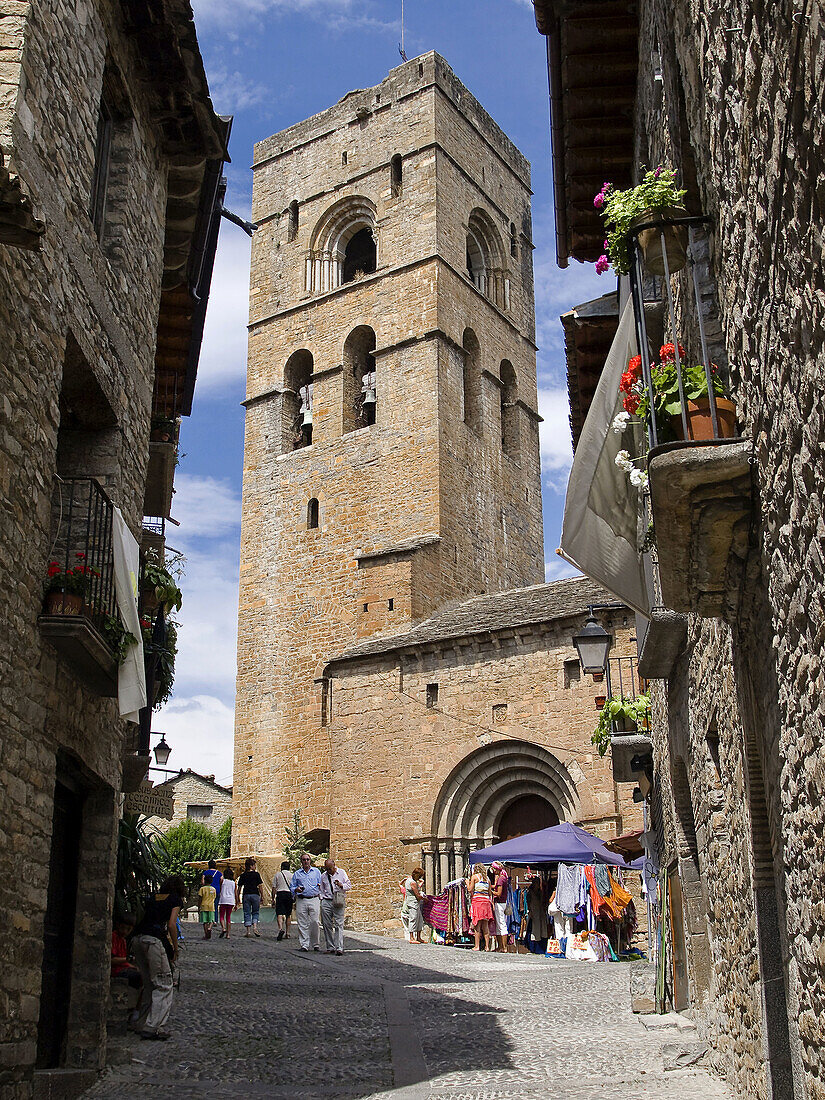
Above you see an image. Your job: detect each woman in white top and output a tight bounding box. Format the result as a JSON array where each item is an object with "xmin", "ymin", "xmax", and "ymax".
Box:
[
  {"xmin": 218, "ymin": 868, "xmax": 238, "ymax": 939},
  {"xmin": 271, "ymin": 860, "xmax": 294, "ymax": 942}
]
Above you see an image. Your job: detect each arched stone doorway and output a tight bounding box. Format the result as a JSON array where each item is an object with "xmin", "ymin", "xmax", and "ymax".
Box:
[
  {"xmin": 497, "ymin": 794, "xmax": 559, "ymax": 842},
  {"xmin": 425, "ymin": 740, "xmax": 580, "ymax": 891}
]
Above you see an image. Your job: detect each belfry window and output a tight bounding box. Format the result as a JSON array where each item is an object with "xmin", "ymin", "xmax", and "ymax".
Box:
[
  {"xmin": 500, "ymin": 360, "xmax": 519, "ymax": 457},
  {"xmin": 462, "ymin": 328, "xmax": 481, "ymax": 433},
  {"xmin": 342, "ymin": 227, "xmax": 376, "ymax": 283},
  {"xmin": 465, "ymin": 208, "xmax": 509, "ymax": 310},
  {"xmin": 343, "ymin": 326, "xmax": 377, "ymax": 432},
  {"xmin": 510, "ymin": 222, "xmax": 518, "ymax": 257},
  {"xmin": 283, "ymin": 349, "xmax": 314, "ymax": 451}
]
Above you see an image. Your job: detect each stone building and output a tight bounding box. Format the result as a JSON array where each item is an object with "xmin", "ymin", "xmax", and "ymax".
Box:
[
  {"xmin": 537, "ymin": 1, "xmax": 824, "ymax": 1098},
  {"xmin": 145, "ymin": 769, "xmax": 232, "ymax": 835},
  {"xmin": 233, "ymin": 52, "xmax": 642, "ymax": 928},
  {"xmin": 0, "ymin": 1, "xmax": 227, "ymax": 1095}
]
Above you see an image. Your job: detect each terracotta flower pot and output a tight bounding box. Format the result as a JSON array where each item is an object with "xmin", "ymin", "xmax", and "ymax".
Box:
[
  {"xmin": 631, "ymin": 205, "xmax": 688, "ymax": 275},
  {"xmin": 670, "ymin": 397, "xmax": 737, "ymax": 441},
  {"xmin": 44, "ymin": 590, "xmax": 83, "ymax": 616}
]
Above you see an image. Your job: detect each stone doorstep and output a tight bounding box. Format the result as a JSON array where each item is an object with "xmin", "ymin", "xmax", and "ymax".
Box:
[
  {"xmin": 640, "ymin": 1010, "xmax": 698, "ymax": 1034},
  {"xmin": 32, "ymin": 1068, "xmax": 98, "ymax": 1100}
]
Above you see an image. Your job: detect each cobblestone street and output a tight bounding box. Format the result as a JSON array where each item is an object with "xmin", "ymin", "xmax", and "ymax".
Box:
[{"xmin": 85, "ymin": 926, "xmax": 732, "ymax": 1100}]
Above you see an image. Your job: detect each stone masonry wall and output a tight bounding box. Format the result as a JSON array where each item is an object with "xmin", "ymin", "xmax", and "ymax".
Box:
[
  {"xmin": 0, "ymin": 0, "xmax": 172, "ymax": 1093},
  {"xmin": 636, "ymin": 2, "xmax": 825, "ymax": 1097},
  {"xmin": 145, "ymin": 773, "xmax": 233, "ymax": 835}
]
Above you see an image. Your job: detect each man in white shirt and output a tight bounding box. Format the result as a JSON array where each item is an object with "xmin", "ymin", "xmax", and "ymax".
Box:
[
  {"xmin": 291, "ymin": 853, "xmax": 323, "ymax": 952},
  {"xmin": 319, "ymin": 858, "xmax": 351, "ymax": 956}
]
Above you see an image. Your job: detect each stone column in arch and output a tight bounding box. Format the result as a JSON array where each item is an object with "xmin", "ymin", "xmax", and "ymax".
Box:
[
  {"xmin": 439, "ymin": 846, "xmax": 451, "ymax": 893},
  {"xmin": 423, "ymin": 849, "xmax": 436, "ymax": 895}
]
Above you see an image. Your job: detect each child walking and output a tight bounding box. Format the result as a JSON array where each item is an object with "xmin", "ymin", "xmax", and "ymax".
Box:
[
  {"xmin": 218, "ymin": 867, "xmax": 238, "ymax": 938},
  {"xmin": 198, "ymin": 876, "xmax": 217, "ymax": 939}
]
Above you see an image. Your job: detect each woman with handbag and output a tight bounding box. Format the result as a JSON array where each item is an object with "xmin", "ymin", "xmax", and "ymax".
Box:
[
  {"xmin": 272, "ymin": 860, "xmax": 294, "ymax": 941},
  {"xmin": 320, "ymin": 858, "xmax": 351, "ymax": 955},
  {"xmin": 131, "ymin": 875, "xmax": 185, "ymax": 1040}
]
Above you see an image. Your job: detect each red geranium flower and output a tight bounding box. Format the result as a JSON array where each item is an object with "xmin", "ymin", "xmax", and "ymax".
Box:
[
  {"xmin": 619, "ymin": 370, "xmax": 636, "ymax": 394},
  {"xmin": 75, "ymin": 551, "xmax": 86, "ymax": 559},
  {"xmin": 659, "ymin": 343, "xmax": 686, "ymax": 362},
  {"xmin": 627, "ymin": 354, "xmax": 642, "ymax": 374},
  {"xmin": 623, "ymin": 392, "xmax": 641, "ymax": 414}
]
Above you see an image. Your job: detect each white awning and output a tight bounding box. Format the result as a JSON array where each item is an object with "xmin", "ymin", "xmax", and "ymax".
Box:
[{"xmin": 558, "ymin": 299, "xmax": 649, "ymax": 615}]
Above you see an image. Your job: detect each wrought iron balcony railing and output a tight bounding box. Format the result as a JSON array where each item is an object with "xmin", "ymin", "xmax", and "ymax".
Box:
[
  {"xmin": 627, "ymin": 214, "xmax": 733, "ymax": 446},
  {"xmin": 47, "ymin": 477, "xmax": 117, "ymax": 633}
]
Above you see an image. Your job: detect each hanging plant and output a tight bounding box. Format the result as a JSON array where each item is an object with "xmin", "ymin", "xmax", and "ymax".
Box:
[
  {"xmin": 592, "ymin": 694, "xmax": 651, "ymax": 757},
  {"xmin": 594, "ymin": 167, "xmax": 687, "ymax": 276}
]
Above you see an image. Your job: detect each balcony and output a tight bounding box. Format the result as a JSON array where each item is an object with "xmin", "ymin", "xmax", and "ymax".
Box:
[
  {"xmin": 39, "ymin": 478, "xmax": 119, "ymax": 696},
  {"xmin": 636, "ymin": 507, "xmax": 687, "ymax": 680},
  {"xmin": 606, "ymin": 654, "xmax": 653, "ymax": 784},
  {"xmin": 628, "ymin": 215, "xmax": 752, "ymax": 622}
]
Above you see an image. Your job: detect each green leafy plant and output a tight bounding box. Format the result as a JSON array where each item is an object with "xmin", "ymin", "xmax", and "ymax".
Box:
[
  {"xmin": 141, "ymin": 616, "xmax": 178, "ymax": 709},
  {"xmin": 592, "ymin": 694, "xmax": 651, "ymax": 757},
  {"xmin": 282, "ymin": 809, "xmax": 328, "ymax": 869},
  {"xmin": 100, "ymin": 612, "xmax": 137, "ymax": 665},
  {"xmin": 159, "ymin": 818, "xmax": 224, "ymax": 891},
  {"xmin": 216, "ymin": 816, "xmax": 232, "ymax": 858},
  {"xmin": 635, "ymin": 346, "xmax": 728, "ymax": 422},
  {"xmin": 141, "ymin": 550, "xmax": 183, "ymax": 614},
  {"xmin": 594, "ymin": 167, "xmax": 686, "ymax": 276},
  {"xmin": 115, "ymin": 813, "xmax": 170, "ymax": 921}
]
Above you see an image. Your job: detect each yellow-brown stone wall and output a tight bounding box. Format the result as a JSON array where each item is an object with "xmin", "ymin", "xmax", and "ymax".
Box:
[{"xmin": 327, "ymin": 617, "xmax": 642, "ymax": 931}]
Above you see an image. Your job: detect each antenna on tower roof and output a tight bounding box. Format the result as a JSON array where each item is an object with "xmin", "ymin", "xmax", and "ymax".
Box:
[{"xmin": 398, "ymin": 0, "xmax": 408, "ymax": 61}]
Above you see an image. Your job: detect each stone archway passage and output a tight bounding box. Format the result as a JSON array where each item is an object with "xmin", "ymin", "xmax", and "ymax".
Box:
[{"xmin": 425, "ymin": 740, "xmax": 580, "ymax": 890}]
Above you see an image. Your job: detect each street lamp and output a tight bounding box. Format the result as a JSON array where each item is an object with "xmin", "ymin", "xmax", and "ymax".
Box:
[
  {"xmin": 153, "ymin": 734, "xmax": 171, "ymax": 768},
  {"xmin": 572, "ymin": 610, "xmax": 613, "ymax": 675}
]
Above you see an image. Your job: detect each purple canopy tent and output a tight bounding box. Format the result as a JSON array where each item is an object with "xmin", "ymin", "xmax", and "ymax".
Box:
[{"xmin": 468, "ymin": 822, "xmax": 629, "ymax": 867}]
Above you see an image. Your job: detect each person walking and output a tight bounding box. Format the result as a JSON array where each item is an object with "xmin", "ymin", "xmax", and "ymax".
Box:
[
  {"xmin": 291, "ymin": 852, "xmax": 322, "ymax": 952},
  {"xmin": 271, "ymin": 860, "xmax": 294, "ymax": 942},
  {"xmin": 198, "ymin": 875, "xmax": 217, "ymax": 939},
  {"xmin": 218, "ymin": 867, "xmax": 238, "ymax": 938},
  {"xmin": 491, "ymin": 861, "xmax": 511, "ymax": 952},
  {"xmin": 202, "ymin": 858, "xmax": 223, "ymax": 927},
  {"xmin": 237, "ymin": 856, "xmax": 264, "ymax": 937},
  {"xmin": 402, "ymin": 868, "xmax": 425, "ymax": 944},
  {"xmin": 468, "ymin": 863, "xmax": 495, "ymax": 951},
  {"xmin": 320, "ymin": 858, "xmax": 351, "ymax": 955},
  {"xmin": 131, "ymin": 875, "xmax": 184, "ymax": 1040}
]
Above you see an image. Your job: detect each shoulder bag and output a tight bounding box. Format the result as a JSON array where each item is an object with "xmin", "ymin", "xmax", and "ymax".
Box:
[{"xmin": 328, "ymin": 871, "xmax": 346, "ymax": 909}]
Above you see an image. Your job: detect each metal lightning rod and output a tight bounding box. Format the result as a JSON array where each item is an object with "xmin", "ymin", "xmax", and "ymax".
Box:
[{"xmin": 399, "ymin": 0, "xmax": 408, "ymax": 61}]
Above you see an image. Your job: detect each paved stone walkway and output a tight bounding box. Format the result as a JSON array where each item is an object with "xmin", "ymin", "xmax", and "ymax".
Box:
[{"xmin": 84, "ymin": 926, "xmax": 732, "ymax": 1099}]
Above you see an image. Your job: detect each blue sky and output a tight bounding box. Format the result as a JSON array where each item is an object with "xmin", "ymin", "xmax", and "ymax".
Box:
[{"xmin": 157, "ymin": 0, "xmax": 604, "ymax": 785}]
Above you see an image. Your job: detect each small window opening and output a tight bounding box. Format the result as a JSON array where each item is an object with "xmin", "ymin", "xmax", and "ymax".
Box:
[
  {"xmin": 321, "ymin": 678, "xmax": 332, "ymax": 727},
  {"xmin": 342, "ymin": 226, "xmax": 376, "ymax": 283},
  {"xmin": 500, "ymin": 360, "xmax": 519, "ymax": 456},
  {"xmin": 388, "ymin": 598, "xmax": 394, "ymax": 611},
  {"xmin": 418, "ymin": 63, "xmax": 424, "ymax": 77},
  {"xmin": 564, "ymin": 658, "xmax": 581, "ymax": 688},
  {"xmin": 525, "ymin": 488, "xmax": 529, "ymax": 501},
  {"xmin": 307, "ymin": 498, "xmax": 319, "ymax": 529},
  {"xmin": 363, "ymin": 602, "xmax": 369, "ymax": 613},
  {"xmin": 342, "ymin": 151, "xmax": 348, "ymax": 166},
  {"xmin": 187, "ymin": 804, "xmax": 213, "ymax": 822},
  {"xmin": 706, "ymin": 723, "xmax": 722, "ymax": 781},
  {"xmin": 288, "ymin": 200, "xmax": 299, "ymax": 242},
  {"xmin": 492, "ymin": 703, "xmax": 508, "ymax": 723},
  {"xmin": 462, "ymin": 328, "xmax": 481, "ymax": 432},
  {"xmin": 426, "ymin": 683, "xmax": 439, "ymax": 708},
  {"xmin": 391, "ymin": 154, "xmax": 403, "ymax": 196},
  {"xmin": 509, "ymin": 221, "xmax": 517, "ymax": 258}
]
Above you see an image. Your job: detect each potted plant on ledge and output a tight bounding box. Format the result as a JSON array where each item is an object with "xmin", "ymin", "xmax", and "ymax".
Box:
[
  {"xmin": 43, "ymin": 553, "xmax": 98, "ymax": 615},
  {"xmin": 622, "ymin": 343, "xmax": 737, "ymax": 442},
  {"xmin": 591, "ymin": 694, "xmax": 651, "ymax": 758},
  {"xmin": 594, "ymin": 167, "xmax": 688, "ymax": 277}
]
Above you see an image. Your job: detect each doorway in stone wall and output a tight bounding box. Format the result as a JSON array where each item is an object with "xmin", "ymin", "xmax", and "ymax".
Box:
[
  {"xmin": 496, "ymin": 794, "xmax": 559, "ymax": 842},
  {"xmin": 36, "ymin": 777, "xmax": 84, "ymax": 1068}
]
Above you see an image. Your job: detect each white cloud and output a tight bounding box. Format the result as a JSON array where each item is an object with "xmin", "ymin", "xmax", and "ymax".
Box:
[
  {"xmin": 537, "ymin": 386, "xmax": 574, "ymax": 494},
  {"xmin": 545, "ymin": 556, "xmax": 581, "ymax": 582},
  {"xmin": 193, "ymin": 0, "xmax": 398, "ymax": 34},
  {"xmin": 198, "ymin": 230, "xmax": 251, "ymax": 392},
  {"xmin": 156, "ymin": 695, "xmax": 236, "ymax": 787},
  {"xmin": 207, "ymin": 68, "xmax": 272, "ymax": 114},
  {"xmin": 171, "ymin": 473, "xmax": 242, "ymax": 541}
]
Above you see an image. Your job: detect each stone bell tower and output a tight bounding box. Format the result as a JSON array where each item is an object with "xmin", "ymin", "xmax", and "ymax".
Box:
[{"xmin": 233, "ymin": 53, "xmax": 544, "ymax": 856}]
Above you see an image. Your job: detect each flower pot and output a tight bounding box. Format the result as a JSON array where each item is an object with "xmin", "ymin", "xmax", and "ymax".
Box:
[
  {"xmin": 140, "ymin": 586, "xmax": 159, "ymax": 615},
  {"xmin": 150, "ymin": 429, "xmax": 172, "ymax": 443},
  {"xmin": 631, "ymin": 206, "xmax": 688, "ymax": 275},
  {"xmin": 612, "ymin": 715, "xmax": 638, "ymax": 734},
  {"xmin": 44, "ymin": 590, "xmax": 83, "ymax": 616},
  {"xmin": 670, "ymin": 397, "xmax": 737, "ymax": 442}
]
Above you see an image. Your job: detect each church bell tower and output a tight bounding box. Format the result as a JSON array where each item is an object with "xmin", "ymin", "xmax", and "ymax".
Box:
[{"xmin": 233, "ymin": 53, "xmax": 544, "ymax": 856}]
